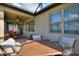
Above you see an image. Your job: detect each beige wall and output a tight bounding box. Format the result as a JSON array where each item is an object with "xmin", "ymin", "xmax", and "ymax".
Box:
[
  {"xmin": 34, "ymin": 3, "xmax": 79, "ymax": 54},
  {"xmin": 35, "ymin": 4, "xmax": 72, "ymax": 41},
  {"xmin": 0, "ymin": 11, "xmax": 4, "ymax": 42}
]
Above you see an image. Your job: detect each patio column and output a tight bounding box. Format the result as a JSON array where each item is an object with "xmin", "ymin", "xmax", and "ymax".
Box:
[
  {"xmin": 0, "ymin": 11, "xmax": 4, "ymax": 42},
  {"xmin": 61, "ymin": 9, "xmax": 64, "ymax": 36}
]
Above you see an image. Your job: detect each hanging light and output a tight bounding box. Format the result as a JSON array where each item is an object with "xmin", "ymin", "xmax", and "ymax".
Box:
[
  {"xmin": 17, "ymin": 18, "xmax": 19, "ymax": 21},
  {"xmin": 17, "ymin": 16, "xmax": 19, "ymax": 21},
  {"xmin": 16, "ymin": 16, "xmax": 22, "ymax": 25}
]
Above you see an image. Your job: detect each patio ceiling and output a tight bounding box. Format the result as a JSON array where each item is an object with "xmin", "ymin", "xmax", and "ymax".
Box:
[
  {"xmin": 0, "ymin": 3, "xmax": 62, "ymax": 16},
  {"xmin": 6, "ymin": 3, "xmax": 53, "ymax": 13},
  {"xmin": 4, "ymin": 11, "xmax": 30, "ymax": 24}
]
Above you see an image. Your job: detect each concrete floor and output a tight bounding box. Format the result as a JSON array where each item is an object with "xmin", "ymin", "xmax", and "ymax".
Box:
[
  {"xmin": 16, "ymin": 35, "xmax": 28, "ymax": 43},
  {"xmin": 15, "ymin": 35, "xmax": 79, "ymax": 56}
]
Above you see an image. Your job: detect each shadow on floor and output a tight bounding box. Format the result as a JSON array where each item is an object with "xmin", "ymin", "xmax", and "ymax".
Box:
[
  {"xmin": 71, "ymin": 54, "xmax": 79, "ymax": 56},
  {"xmin": 16, "ymin": 35, "xmax": 28, "ymax": 43},
  {"xmin": 34, "ymin": 40, "xmax": 63, "ymax": 52}
]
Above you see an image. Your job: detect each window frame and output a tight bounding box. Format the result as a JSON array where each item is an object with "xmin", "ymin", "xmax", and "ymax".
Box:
[
  {"xmin": 26, "ymin": 20, "xmax": 35, "ymax": 32},
  {"xmin": 63, "ymin": 4, "xmax": 79, "ymax": 34},
  {"xmin": 49, "ymin": 10, "xmax": 62, "ymax": 33}
]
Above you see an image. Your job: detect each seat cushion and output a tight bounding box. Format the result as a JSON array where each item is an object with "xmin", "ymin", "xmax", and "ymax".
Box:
[
  {"xmin": 32, "ymin": 34, "xmax": 42, "ymax": 40},
  {"xmin": 59, "ymin": 36, "xmax": 76, "ymax": 49},
  {"xmin": 13, "ymin": 42, "xmax": 21, "ymax": 53},
  {"xmin": 0, "ymin": 38, "xmax": 15, "ymax": 54}
]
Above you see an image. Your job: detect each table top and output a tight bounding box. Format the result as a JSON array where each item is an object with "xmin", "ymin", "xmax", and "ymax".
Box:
[{"xmin": 18, "ymin": 40, "xmax": 63, "ymax": 56}]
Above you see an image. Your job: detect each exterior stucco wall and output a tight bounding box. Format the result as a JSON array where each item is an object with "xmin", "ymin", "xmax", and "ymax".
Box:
[
  {"xmin": 0, "ymin": 11, "xmax": 4, "ymax": 42},
  {"xmin": 34, "ymin": 3, "xmax": 79, "ymax": 54}
]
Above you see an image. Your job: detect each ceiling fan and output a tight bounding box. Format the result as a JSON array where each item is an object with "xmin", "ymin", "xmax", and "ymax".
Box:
[{"xmin": 16, "ymin": 16, "xmax": 25, "ymax": 25}]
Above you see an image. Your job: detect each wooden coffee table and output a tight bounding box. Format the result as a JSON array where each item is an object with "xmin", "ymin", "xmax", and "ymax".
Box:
[{"xmin": 18, "ymin": 40, "xmax": 63, "ymax": 56}]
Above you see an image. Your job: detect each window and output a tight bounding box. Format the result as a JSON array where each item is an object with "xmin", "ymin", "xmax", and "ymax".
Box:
[
  {"xmin": 26, "ymin": 20, "xmax": 34, "ymax": 32},
  {"xmin": 64, "ymin": 4, "xmax": 79, "ymax": 34},
  {"xmin": 50, "ymin": 11, "xmax": 61, "ymax": 32},
  {"xmin": 8, "ymin": 24, "xmax": 19, "ymax": 31}
]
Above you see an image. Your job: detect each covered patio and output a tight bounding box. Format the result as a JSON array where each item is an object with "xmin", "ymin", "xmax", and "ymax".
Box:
[{"xmin": 0, "ymin": 3, "xmax": 79, "ymax": 56}]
